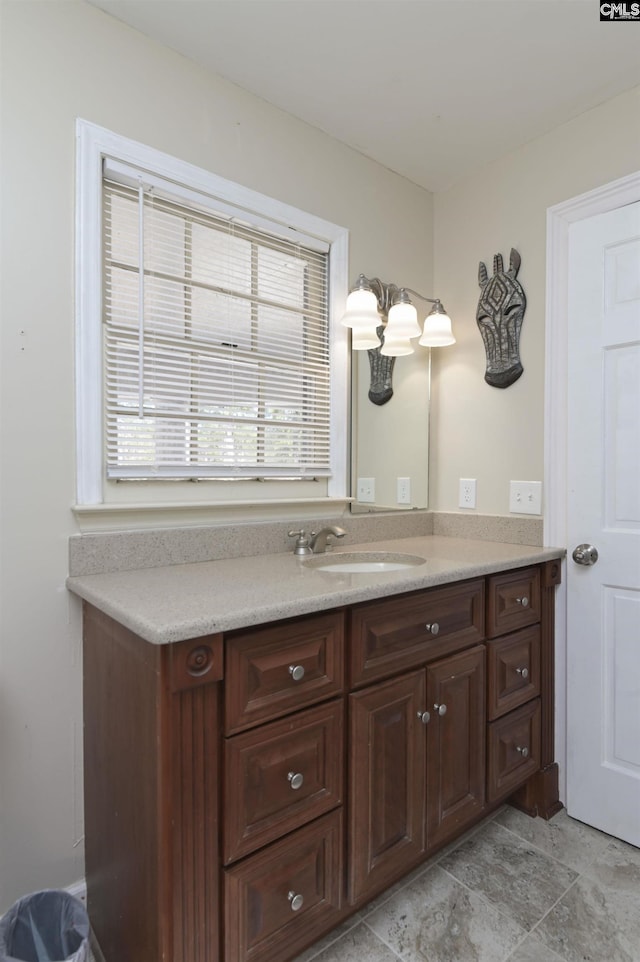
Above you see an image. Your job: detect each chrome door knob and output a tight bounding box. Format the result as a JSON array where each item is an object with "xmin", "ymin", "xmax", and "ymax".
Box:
[
  {"xmin": 289, "ymin": 664, "xmax": 305, "ymax": 682},
  {"xmin": 516, "ymin": 667, "xmax": 529, "ymax": 679},
  {"xmin": 433, "ymin": 703, "xmax": 447, "ymax": 716},
  {"xmin": 572, "ymin": 544, "xmax": 599, "ymax": 566},
  {"xmin": 417, "ymin": 710, "xmax": 431, "ymax": 725},
  {"xmin": 425, "ymin": 622, "xmax": 440, "ymax": 635}
]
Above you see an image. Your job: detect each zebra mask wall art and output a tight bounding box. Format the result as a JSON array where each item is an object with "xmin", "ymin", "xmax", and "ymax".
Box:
[{"xmin": 476, "ymin": 248, "xmax": 526, "ymax": 388}]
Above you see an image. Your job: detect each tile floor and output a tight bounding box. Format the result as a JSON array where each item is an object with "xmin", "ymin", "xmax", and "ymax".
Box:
[
  {"xmin": 89, "ymin": 806, "xmax": 640, "ymax": 962},
  {"xmin": 292, "ymin": 806, "xmax": 640, "ymax": 962}
]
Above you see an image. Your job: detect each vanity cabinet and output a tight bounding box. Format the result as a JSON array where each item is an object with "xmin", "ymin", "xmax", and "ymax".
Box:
[{"xmin": 82, "ymin": 560, "xmax": 561, "ymax": 962}]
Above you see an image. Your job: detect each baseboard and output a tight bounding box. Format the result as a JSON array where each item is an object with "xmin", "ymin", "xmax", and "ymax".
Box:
[{"xmin": 66, "ymin": 879, "xmax": 87, "ymax": 904}]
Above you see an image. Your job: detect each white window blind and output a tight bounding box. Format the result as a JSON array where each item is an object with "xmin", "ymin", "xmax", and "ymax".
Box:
[{"xmin": 103, "ymin": 169, "xmax": 332, "ymax": 480}]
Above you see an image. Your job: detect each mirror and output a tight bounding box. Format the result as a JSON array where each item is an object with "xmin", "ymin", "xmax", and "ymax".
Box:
[{"xmin": 351, "ymin": 347, "xmax": 430, "ymax": 511}]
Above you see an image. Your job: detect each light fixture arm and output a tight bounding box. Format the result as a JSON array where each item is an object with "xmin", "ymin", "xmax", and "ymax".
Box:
[{"xmin": 351, "ymin": 275, "xmax": 443, "ymax": 316}]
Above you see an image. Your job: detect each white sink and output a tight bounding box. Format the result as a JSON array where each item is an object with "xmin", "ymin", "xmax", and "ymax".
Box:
[{"xmin": 304, "ymin": 552, "xmax": 426, "ymax": 574}]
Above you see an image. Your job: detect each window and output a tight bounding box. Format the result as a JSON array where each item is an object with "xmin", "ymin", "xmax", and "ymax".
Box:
[{"xmin": 76, "ymin": 122, "xmax": 349, "ymax": 506}]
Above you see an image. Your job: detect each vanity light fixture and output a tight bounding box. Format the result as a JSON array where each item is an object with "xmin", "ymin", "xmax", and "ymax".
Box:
[
  {"xmin": 341, "ymin": 274, "xmax": 455, "ymax": 404},
  {"xmin": 341, "ymin": 274, "xmax": 455, "ymax": 354}
]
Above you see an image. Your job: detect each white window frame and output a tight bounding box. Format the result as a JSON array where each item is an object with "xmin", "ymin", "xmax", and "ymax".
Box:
[{"xmin": 75, "ymin": 119, "xmax": 349, "ymax": 506}]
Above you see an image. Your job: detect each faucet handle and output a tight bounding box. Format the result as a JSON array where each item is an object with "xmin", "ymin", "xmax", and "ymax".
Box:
[{"xmin": 288, "ymin": 530, "xmax": 313, "ymax": 556}]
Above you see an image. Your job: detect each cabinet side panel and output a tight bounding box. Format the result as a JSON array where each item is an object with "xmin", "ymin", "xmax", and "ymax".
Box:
[
  {"xmin": 83, "ymin": 603, "xmax": 167, "ymax": 962},
  {"xmin": 172, "ymin": 684, "xmax": 220, "ymax": 962}
]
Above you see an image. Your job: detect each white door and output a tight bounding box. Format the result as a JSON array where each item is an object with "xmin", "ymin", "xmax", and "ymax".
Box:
[{"xmin": 566, "ymin": 200, "xmax": 640, "ymax": 845}]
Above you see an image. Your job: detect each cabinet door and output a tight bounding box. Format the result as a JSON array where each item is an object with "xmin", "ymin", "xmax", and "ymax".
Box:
[
  {"xmin": 348, "ymin": 670, "xmax": 427, "ymax": 904},
  {"xmin": 426, "ymin": 646, "xmax": 486, "ymax": 849}
]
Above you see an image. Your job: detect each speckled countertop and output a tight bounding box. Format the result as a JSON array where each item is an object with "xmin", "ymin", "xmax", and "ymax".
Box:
[{"xmin": 66, "ymin": 535, "xmax": 564, "ymax": 645}]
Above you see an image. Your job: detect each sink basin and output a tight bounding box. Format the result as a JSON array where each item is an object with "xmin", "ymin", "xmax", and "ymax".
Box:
[{"xmin": 304, "ymin": 552, "xmax": 426, "ymax": 574}]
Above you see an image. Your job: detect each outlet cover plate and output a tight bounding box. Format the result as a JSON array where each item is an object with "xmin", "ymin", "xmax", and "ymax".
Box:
[
  {"xmin": 459, "ymin": 478, "xmax": 477, "ymax": 509},
  {"xmin": 509, "ymin": 480, "xmax": 542, "ymax": 515},
  {"xmin": 357, "ymin": 477, "xmax": 375, "ymax": 503}
]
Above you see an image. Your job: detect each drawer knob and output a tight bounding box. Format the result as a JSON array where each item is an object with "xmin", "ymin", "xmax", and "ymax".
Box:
[
  {"xmin": 288, "ymin": 891, "xmax": 304, "ymax": 912},
  {"xmin": 516, "ymin": 667, "xmax": 529, "ymax": 679},
  {"xmin": 425, "ymin": 622, "xmax": 440, "ymax": 636},
  {"xmin": 288, "ymin": 664, "xmax": 305, "ymax": 682},
  {"xmin": 417, "ymin": 710, "xmax": 431, "ymax": 725},
  {"xmin": 433, "ymin": 703, "xmax": 447, "ymax": 716},
  {"xmin": 516, "ymin": 745, "xmax": 529, "ymax": 758},
  {"xmin": 287, "ymin": 771, "xmax": 304, "ymax": 790},
  {"xmin": 516, "ymin": 596, "xmax": 529, "ymax": 607}
]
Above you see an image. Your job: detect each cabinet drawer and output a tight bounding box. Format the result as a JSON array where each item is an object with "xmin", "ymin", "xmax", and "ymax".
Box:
[
  {"xmin": 487, "ymin": 625, "xmax": 541, "ymax": 720},
  {"xmin": 349, "ymin": 580, "xmax": 484, "ymax": 687},
  {"xmin": 224, "ymin": 810, "xmax": 343, "ymax": 962},
  {"xmin": 487, "ymin": 699, "xmax": 541, "ymax": 802},
  {"xmin": 486, "ymin": 568, "xmax": 541, "ymax": 638},
  {"xmin": 224, "ymin": 699, "xmax": 343, "ymax": 863},
  {"xmin": 225, "ymin": 611, "xmax": 345, "ymax": 733}
]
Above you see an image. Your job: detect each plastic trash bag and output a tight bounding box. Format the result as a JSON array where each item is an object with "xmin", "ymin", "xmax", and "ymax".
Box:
[{"xmin": 0, "ymin": 890, "xmax": 89, "ymax": 962}]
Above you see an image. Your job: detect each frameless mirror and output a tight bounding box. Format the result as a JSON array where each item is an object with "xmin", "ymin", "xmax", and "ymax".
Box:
[{"xmin": 351, "ymin": 347, "xmax": 430, "ymax": 512}]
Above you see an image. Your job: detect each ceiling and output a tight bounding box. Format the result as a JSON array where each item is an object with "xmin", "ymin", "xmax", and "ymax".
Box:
[{"xmin": 86, "ymin": 0, "xmax": 640, "ymax": 193}]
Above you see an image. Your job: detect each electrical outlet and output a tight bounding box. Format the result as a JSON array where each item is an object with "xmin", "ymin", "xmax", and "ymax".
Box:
[
  {"xmin": 357, "ymin": 477, "xmax": 375, "ymax": 503},
  {"xmin": 397, "ymin": 477, "xmax": 411, "ymax": 505},
  {"xmin": 459, "ymin": 478, "xmax": 477, "ymax": 509},
  {"xmin": 509, "ymin": 480, "xmax": 542, "ymax": 515}
]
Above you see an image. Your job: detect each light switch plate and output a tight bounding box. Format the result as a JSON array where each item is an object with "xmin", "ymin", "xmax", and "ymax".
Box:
[
  {"xmin": 397, "ymin": 477, "xmax": 411, "ymax": 504},
  {"xmin": 509, "ymin": 480, "xmax": 542, "ymax": 515}
]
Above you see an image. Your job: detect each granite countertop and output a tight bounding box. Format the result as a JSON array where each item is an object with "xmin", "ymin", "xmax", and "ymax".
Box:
[{"xmin": 66, "ymin": 535, "xmax": 564, "ymax": 645}]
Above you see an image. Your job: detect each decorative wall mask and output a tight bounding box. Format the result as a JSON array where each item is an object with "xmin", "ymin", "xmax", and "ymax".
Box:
[
  {"xmin": 367, "ymin": 328, "xmax": 395, "ymax": 405},
  {"xmin": 476, "ymin": 248, "xmax": 526, "ymax": 388}
]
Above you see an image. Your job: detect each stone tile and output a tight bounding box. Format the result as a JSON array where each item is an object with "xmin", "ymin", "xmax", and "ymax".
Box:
[
  {"xmin": 296, "ymin": 922, "xmax": 401, "ymax": 962},
  {"xmin": 366, "ymin": 864, "xmax": 525, "ymax": 962},
  {"xmin": 535, "ymin": 838, "xmax": 640, "ymax": 962},
  {"xmin": 439, "ymin": 821, "xmax": 578, "ymax": 931},
  {"xmin": 292, "ymin": 914, "xmax": 363, "ymax": 962},
  {"xmin": 504, "ymin": 932, "xmax": 565, "ymax": 962},
  {"xmin": 494, "ymin": 806, "xmax": 612, "ymax": 873},
  {"xmin": 359, "ymin": 859, "xmax": 435, "ymax": 918}
]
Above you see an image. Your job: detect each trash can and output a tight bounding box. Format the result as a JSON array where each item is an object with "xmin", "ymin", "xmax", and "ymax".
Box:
[{"xmin": 0, "ymin": 890, "xmax": 89, "ymax": 962}]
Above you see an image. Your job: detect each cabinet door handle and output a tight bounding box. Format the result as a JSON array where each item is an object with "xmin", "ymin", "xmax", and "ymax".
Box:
[
  {"xmin": 433, "ymin": 703, "xmax": 447, "ymax": 716},
  {"xmin": 516, "ymin": 666, "xmax": 529, "ymax": 679},
  {"xmin": 516, "ymin": 596, "xmax": 529, "ymax": 607},
  {"xmin": 288, "ymin": 664, "xmax": 305, "ymax": 682},
  {"xmin": 516, "ymin": 745, "xmax": 529, "ymax": 758},
  {"xmin": 287, "ymin": 771, "xmax": 304, "ymax": 790},
  {"xmin": 288, "ymin": 891, "xmax": 304, "ymax": 912},
  {"xmin": 425, "ymin": 622, "xmax": 440, "ymax": 635},
  {"xmin": 417, "ymin": 710, "xmax": 431, "ymax": 725}
]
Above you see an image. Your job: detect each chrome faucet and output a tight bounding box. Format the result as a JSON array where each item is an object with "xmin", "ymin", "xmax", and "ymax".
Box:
[{"xmin": 309, "ymin": 525, "xmax": 346, "ymax": 554}]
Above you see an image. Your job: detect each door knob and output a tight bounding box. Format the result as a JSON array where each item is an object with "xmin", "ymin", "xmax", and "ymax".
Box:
[{"xmin": 572, "ymin": 544, "xmax": 598, "ymax": 566}]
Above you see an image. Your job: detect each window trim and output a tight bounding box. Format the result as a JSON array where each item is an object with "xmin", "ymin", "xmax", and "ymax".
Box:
[{"xmin": 75, "ymin": 119, "xmax": 349, "ymax": 506}]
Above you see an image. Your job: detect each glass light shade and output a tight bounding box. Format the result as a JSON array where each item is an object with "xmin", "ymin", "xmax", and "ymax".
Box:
[
  {"xmin": 351, "ymin": 326, "xmax": 382, "ymax": 350},
  {"xmin": 380, "ymin": 333, "xmax": 414, "ymax": 356},
  {"xmin": 386, "ymin": 300, "xmax": 421, "ymax": 338},
  {"xmin": 419, "ymin": 309, "xmax": 456, "ymax": 347},
  {"xmin": 340, "ymin": 288, "xmax": 379, "ymax": 328}
]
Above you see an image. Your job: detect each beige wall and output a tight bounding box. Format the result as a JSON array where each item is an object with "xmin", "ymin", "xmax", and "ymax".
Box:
[
  {"xmin": 0, "ymin": 1, "xmax": 432, "ymax": 909},
  {"xmin": 2, "ymin": 0, "xmax": 638, "ymax": 913},
  {"xmin": 431, "ymin": 85, "xmax": 640, "ymax": 516}
]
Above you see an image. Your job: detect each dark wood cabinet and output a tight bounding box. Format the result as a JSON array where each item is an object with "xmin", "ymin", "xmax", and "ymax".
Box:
[
  {"xmin": 82, "ymin": 561, "xmax": 560, "ymax": 962},
  {"xmin": 426, "ymin": 645, "xmax": 486, "ymax": 848},
  {"xmin": 348, "ymin": 670, "xmax": 427, "ymax": 902}
]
